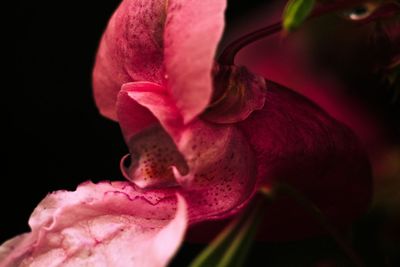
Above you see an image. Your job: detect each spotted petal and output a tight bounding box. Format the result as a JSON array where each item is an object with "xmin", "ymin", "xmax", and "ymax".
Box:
[
  {"xmin": 117, "ymin": 82, "xmax": 257, "ymax": 223},
  {"xmin": 92, "ymin": 0, "xmax": 167, "ymax": 120},
  {"xmin": 0, "ymin": 181, "xmax": 187, "ymax": 267}
]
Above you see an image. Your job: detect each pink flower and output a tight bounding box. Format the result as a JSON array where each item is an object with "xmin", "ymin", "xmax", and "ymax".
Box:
[
  {"xmin": 1, "ymin": 0, "xmax": 372, "ymax": 265},
  {"xmin": 93, "ymin": 0, "xmax": 371, "ymax": 240},
  {"xmin": 0, "ymin": 182, "xmax": 187, "ymax": 267}
]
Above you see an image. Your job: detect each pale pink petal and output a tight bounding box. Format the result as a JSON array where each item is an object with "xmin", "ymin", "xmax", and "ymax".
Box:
[
  {"xmin": 0, "ymin": 181, "xmax": 187, "ymax": 267},
  {"xmin": 117, "ymin": 82, "xmax": 163, "ymax": 142},
  {"xmin": 164, "ymin": 0, "xmax": 227, "ymax": 123},
  {"xmin": 118, "ymin": 82, "xmax": 183, "ymax": 142},
  {"xmin": 117, "ymin": 83, "xmax": 257, "ymax": 223},
  {"xmin": 92, "ymin": 0, "xmax": 167, "ymax": 120},
  {"xmin": 0, "ymin": 234, "xmax": 33, "ymax": 266}
]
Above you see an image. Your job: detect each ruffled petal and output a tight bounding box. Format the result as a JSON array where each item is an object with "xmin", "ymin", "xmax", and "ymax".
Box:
[
  {"xmin": 117, "ymin": 83, "xmax": 257, "ymax": 223},
  {"xmin": 0, "ymin": 181, "xmax": 187, "ymax": 267},
  {"xmin": 164, "ymin": 0, "xmax": 227, "ymax": 123},
  {"xmin": 92, "ymin": 0, "xmax": 167, "ymax": 120}
]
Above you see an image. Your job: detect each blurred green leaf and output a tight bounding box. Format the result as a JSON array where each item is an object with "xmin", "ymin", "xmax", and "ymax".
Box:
[
  {"xmin": 189, "ymin": 196, "xmax": 269, "ymax": 267},
  {"xmin": 283, "ymin": 0, "xmax": 316, "ymax": 31}
]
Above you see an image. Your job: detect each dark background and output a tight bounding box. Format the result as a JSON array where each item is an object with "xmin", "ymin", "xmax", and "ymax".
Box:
[
  {"xmin": 9, "ymin": 0, "xmax": 126, "ymax": 242},
  {"xmin": 8, "ymin": 0, "xmax": 399, "ymax": 266}
]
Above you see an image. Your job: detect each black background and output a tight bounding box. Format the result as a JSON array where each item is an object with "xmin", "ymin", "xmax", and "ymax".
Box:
[
  {"xmin": 8, "ymin": 0, "xmax": 399, "ymax": 266},
  {"xmin": 9, "ymin": 0, "xmax": 126, "ymax": 242}
]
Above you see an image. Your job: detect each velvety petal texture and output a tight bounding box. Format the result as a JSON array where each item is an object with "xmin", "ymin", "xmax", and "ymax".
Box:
[
  {"xmin": 176, "ymin": 122, "xmax": 256, "ymax": 222},
  {"xmin": 164, "ymin": 0, "xmax": 227, "ymax": 123},
  {"xmin": 0, "ymin": 182, "xmax": 187, "ymax": 267},
  {"xmin": 93, "ymin": 0, "xmax": 226, "ymax": 122},
  {"xmin": 93, "ymin": 0, "xmax": 167, "ymax": 120},
  {"xmin": 238, "ymin": 82, "xmax": 372, "ymax": 240},
  {"xmin": 187, "ymin": 82, "xmax": 373, "ymax": 242}
]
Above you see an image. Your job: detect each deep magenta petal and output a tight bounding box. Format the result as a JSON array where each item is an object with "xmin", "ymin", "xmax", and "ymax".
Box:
[
  {"xmin": 238, "ymin": 82, "xmax": 372, "ymax": 240},
  {"xmin": 0, "ymin": 182, "xmax": 187, "ymax": 267},
  {"xmin": 92, "ymin": 0, "xmax": 166, "ymax": 120},
  {"xmin": 164, "ymin": 0, "xmax": 227, "ymax": 123}
]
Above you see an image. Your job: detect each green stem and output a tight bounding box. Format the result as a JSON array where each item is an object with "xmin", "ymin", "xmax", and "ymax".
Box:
[
  {"xmin": 216, "ymin": 197, "xmax": 267, "ymax": 267},
  {"xmin": 188, "ymin": 214, "xmax": 242, "ymax": 267},
  {"xmin": 218, "ymin": 0, "xmax": 369, "ymax": 65},
  {"xmin": 189, "ymin": 195, "xmax": 271, "ymax": 267}
]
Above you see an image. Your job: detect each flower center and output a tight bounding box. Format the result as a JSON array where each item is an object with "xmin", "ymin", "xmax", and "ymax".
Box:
[{"xmin": 121, "ymin": 126, "xmax": 189, "ymax": 189}]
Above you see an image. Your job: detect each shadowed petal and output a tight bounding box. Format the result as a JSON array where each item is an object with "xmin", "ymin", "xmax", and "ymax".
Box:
[
  {"xmin": 117, "ymin": 82, "xmax": 164, "ymax": 141},
  {"xmin": 92, "ymin": 0, "xmax": 167, "ymax": 120},
  {"xmin": 0, "ymin": 181, "xmax": 187, "ymax": 267},
  {"xmin": 203, "ymin": 65, "xmax": 267, "ymax": 124},
  {"xmin": 118, "ymin": 82, "xmax": 183, "ymax": 142},
  {"xmin": 164, "ymin": 0, "xmax": 227, "ymax": 123},
  {"xmin": 238, "ymin": 82, "xmax": 372, "ymax": 240}
]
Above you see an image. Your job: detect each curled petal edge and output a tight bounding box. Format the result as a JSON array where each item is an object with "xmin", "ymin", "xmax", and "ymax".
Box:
[{"xmin": 0, "ymin": 181, "xmax": 188, "ymax": 267}]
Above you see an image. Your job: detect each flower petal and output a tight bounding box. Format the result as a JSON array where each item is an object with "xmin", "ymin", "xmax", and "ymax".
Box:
[
  {"xmin": 117, "ymin": 83, "xmax": 257, "ymax": 223},
  {"xmin": 93, "ymin": 0, "xmax": 227, "ymax": 122},
  {"xmin": 118, "ymin": 82, "xmax": 183, "ymax": 142},
  {"xmin": 117, "ymin": 82, "xmax": 164, "ymax": 142},
  {"xmin": 164, "ymin": 0, "xmax": 227, "ymax": 123},
  {"xmin": 92, "ymin": 0, "xmax": 167, "ymax": 120},
  {"xmin": 202, "ymin": 65, "xmax": 267, "ymax": 124},
  {"xmin": 0, "ymin": 181, "xmax": 187, "ymax": 267},
  {"xmin": 238, "ymin": 82, "xmax": 372, "ymax": 240},
  {"xmin": 176, "ymin": 122, "xmax": 257, "ymax": 223}
]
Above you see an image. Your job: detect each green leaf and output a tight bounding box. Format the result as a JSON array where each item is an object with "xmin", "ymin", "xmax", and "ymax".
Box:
[
  {"xmin": 189, "ymin": 195, "xmax": 270, "ymax": 267},
  {"xmin": 283, "ymin": 0, "xmax": 316, "ymax": 31}
]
